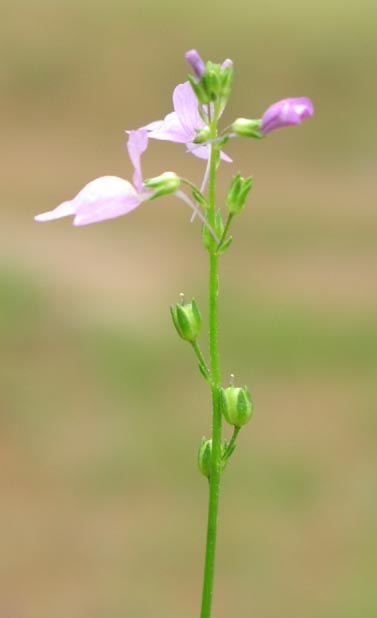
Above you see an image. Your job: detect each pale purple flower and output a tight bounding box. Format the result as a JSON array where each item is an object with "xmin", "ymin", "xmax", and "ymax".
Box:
[
  {"xmin": 143, "ymin": 81, "xmax": 231, "ymax": 162},
  {"xmin": 35, "ymin": 130, "xmax": 151, "ymax": 226},
  {"xmin": 261, "ymin": 97, "xmax": 314, "ymax": 134},
  {"xmin": 34, "ymin": 127, "xmax": 219, "ymax": 240},
  {"xmin": 185, "ymin": 49, "xmax": 206, "ymax": 80}
]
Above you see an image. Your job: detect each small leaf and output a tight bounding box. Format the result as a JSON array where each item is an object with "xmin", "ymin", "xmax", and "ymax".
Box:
[
  {"xmin": 192, "ymin": 188, "xmax": 208, "ymax": 209},
  {"xmin": 198, "ymin": 361, "xmax": 211, "ymax": 383},
  {"xmin": 217, "ymin": 236, "xmax": 233, "ymax": 255}
]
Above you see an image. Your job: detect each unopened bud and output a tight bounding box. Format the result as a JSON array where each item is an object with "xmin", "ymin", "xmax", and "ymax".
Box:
[
  {"xmin": 193, "ymin": 126, "xmax": 211, "ymax": 144},
  {"xmin": 170, "ymin": 297, "xmax": 201, "ymax": 342},
  {"xmin": 221, "ymin": 385, "xmax": 254, "ymax": 426},
  {"xmin": 232, "ymin": 118, "xmax": 264, "ymax": 139},
  {"xmin": 198, "ymin": 437, "xmax": 229, "ymax": 478},
  {"xmin": 226, "ymin": 173, "xmax": 253, "ymax": 215},
  {"xmin": 198, "ymin": 438, "xmax": 212, "ymax": 477},
  {"xmin": 221, "ymin": 58, "xmax": 233, "ymax": 71},
  {"xmin": 144, "ymin": 172, "xmax": 180, "ymax": 199},
  {"xmin": 185, "ymin": 49, "xmax": 206, "ymax": 80},
  {"xmin": 188, "ymin": 59, "xmax": 233, "ymax": 109}
]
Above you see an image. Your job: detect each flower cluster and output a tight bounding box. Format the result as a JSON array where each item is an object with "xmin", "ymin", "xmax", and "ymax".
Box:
[{"xmin": 35, "ymin": 49, "xmax": 313, "ymax": 227}]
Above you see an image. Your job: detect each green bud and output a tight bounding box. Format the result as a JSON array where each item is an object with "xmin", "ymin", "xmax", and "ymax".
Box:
[
  {"xmin": 221, "ymin": 385, "xmax": 254, "ymax": 426},
  {"xmin": 198, "ymin": 438, "xmax": 212, "ymax": 478},
  {"xmin": 188, "ymin": 61, "xmax": 233, "ymax": 109},
  {"xmin": 232, "ymin": 118, "xmax": 264, "ymax": 139},
  {"xmin": 170, "ymin": 296, "xmax": 201, "ymax": 342},
  {"xmin": 201, "ymin": 61, "xmax": 221, "ymax": 103},
  {"xmin": 202, "ymin": 209, "xmax": 224, "ymax": 251},
  {"xmin": 219, "ymin": 64, "xmax": 233, "ymax": 109},
  {"xmin": 193, "ymin": 126, "xmax": 211, "ymax": 144},
  {"xmin": 144, "ymin": 172, "xmax": 180, "ymax": 199},
  {"xmin": 198, "ymin": 437, "xmax": 229, "ymax": 478},
  {"xmin": 226, "ymin": 173, "xmax": 253, "ymax": 215}
]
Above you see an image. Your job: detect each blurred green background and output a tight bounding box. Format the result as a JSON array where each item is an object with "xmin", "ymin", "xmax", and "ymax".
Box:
[{"xmin": 1, "ymin": 0, "xmax": 376, "ymax": 616}]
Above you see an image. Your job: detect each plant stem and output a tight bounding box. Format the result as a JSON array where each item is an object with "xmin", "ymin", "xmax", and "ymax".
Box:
[
  {"xmin": 222, "ymin": 425, "xmax": 241, "ymax": 461},
  {"xmin": 200, "ymin": 118, "xmax": 222, "ymax": 618},
  {"xmin": 191, "ymin": 340, "xmax": 211, "ymax": 382}
]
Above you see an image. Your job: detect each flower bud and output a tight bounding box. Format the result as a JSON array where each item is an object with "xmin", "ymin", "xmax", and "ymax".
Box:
[
  {"xmin": 188, "ymin": 59, "xmax": 233, "ymax": 110},
  {"xmin": 260, "ymin": 97, "xmax": 314, "ymax": 134},
  {"xmin": 144, "ymin": 172, "xmax": 180, "ymax": 199},
  {"xmin": 193, "ymin": 126, "xmax": 211, "ymax": 144},
  {"xmin": 221, "ymin": 58, "xmax": 233, "ymax": 71},
  {"xmin": 198, "ymin": 438, "xmax": 212, "ymax": 478},
  {"xmin": 170, "ymin": 296, "xmax": 201, "ymax": 342},
  {"xmin": 232, "ymin": 118, "xmax": 263, "ymax": 139},
  {"xmin": 226, "ymin": 173, "xmax": 253, "ymax": 216},
  {"xmin": 185, "ymin": 49, "xmax": 206, "ymax": 80},
  {"xmin": 221, "ymin": 385, "xmax": 253, "ymax": 426},
  {"xmin": 198, "ymin": 437, "xmax": 229, "ymax": 478}
]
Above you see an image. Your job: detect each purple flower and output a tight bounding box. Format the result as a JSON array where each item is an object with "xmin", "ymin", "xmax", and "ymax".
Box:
[
  {"xmin": 143, "ymin": 81, "xmax": 231, "ymax": 162},
  {"xmin": 261, "ymin": 97, "xmax": 314, "ymax": 134},
  {"xmin": 35, "ymin": 130, "xmax": 152, "ymax": 226},
  {"xmin": 185, "ymin": 49, "xmax": 206, "ymax": 80}
]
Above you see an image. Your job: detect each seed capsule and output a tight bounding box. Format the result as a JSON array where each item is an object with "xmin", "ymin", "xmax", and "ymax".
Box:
[
  {"xmin": 170, "ymin": 297, "xmax": 202, "ymax": 343},
  {"xmin": 220, "ymin": 385, "xmax": 254, "ymax": 426}
]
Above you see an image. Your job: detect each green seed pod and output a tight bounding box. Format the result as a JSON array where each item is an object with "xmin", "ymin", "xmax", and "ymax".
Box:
[
  {"xmin": 232, "ymin": 118, "xmax": 264, "ymax": 139},
  {"xmin": 198, "ymin": 438, "xmax": 212, "ymax": 478},
  {"xmin": 143, "ymin": 172, "xmax": 180, "ymax": 199},
  {"xmin": 193, "ymin": 126, "xmax": 211, "ymax": 144},
  {"xmin": 170, "ymin": 297, "xmax": 201, "ymax": 342},
  {"xmin": 226, "ymin": 173, "xmax": 253, "ymax": 215},
  {"xmin": 221, "ymin": 385, "xmax": 254, "ymax": 426},
  {"xmin": 198, "ymin": 438, "xmax": 229, "ymax": 477}
]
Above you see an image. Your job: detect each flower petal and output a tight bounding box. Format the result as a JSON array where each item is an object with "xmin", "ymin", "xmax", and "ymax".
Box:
[
  {"xmin": 35, "ymin": 176, "xmax": 141, "ymax": 225},
  {"xmin": 173, "ymin": 81, "xmax": 205, "ymax": 137},
  {"xmin": 143, "ymin": 112, "xmax": 188, "ymax": 143},
  {"xmin": 35, "ymin": 200, "xmax": 76, "ymax": 222},
  {"xmin": 261, "ymin": 97, "xmax": 314, "ymax": 134},
  {"xmin": 187, "ymin": 143, "xmax": 232, "ymax": 162},
  {"xmin": 72, "ymin": 176, "xmax": 141, "ymax": 226},
  {"xmin": 126, "ymin": 129, "xmax": 149, "ymax": 192},
  {"xmin": 291, "ymin": 97, "xmax": 314, "ymax": 119}
]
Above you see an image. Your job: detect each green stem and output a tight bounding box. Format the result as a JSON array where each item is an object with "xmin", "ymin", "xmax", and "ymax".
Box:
[
  {"xmin": 200, "ymin": 114, "xmax": 222, "ymax": 618},
  {"xmin": 222, "ymin": 425, "xmax": 241, "ymax": 461},
  {"xmin": 191, "ymin": 340, "xmax": 211, "ymax": 382},
  {"xmin": 180, "ymin": 178, "xmax": 207, "ymax": 205}
]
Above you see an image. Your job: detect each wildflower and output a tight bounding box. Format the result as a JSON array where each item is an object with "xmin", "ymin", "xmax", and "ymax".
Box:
[
  {"xmin": 35, "ymin": 130, "xmax": 153, "ymax": 226},
  {"xmin": 35, "ymin": 128, "xmax": 218, "ymax": 239},
  {"xmin": 260, "ymin": 97, "xmax": 314, "ymax": 134},
  {"xmin": 143, "ymin": 81, "xmax": 231, "ymax": 162}
]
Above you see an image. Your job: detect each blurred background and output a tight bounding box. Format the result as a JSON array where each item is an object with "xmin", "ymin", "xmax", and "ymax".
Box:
[{"xmin": 1, "ymin": 0, "xmax": 376, "ymax": 616}]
